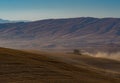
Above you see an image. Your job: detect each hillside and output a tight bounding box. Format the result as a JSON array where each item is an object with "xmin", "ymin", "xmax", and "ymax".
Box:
[
  {"xmin": 0, "ymin": 17, "xmax": 120, "ymax": 52},
  {"xmin": 0, "ymin": 47, "xmax": 120, "ymax": 83}
]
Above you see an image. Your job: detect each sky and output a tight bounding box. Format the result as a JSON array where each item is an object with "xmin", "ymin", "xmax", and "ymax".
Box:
[{"xmin": 0, "ymin": 0, "xmax": 120, "ymax": 21}]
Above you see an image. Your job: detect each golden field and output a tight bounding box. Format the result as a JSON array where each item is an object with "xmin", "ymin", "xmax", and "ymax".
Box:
[{"xmin": 0, "ymin": 47, "xmax": 120, "ymax": 83}]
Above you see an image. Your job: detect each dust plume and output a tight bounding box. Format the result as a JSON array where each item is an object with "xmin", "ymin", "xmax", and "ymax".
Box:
[{"xmin": 89, "ymin": 52, "xmax": 120, "ymax": 61}]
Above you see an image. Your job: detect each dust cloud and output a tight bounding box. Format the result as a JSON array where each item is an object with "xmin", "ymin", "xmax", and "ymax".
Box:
[{"xmin": 89, "ymin": 52, "xmax": 120, "ymax": 61}]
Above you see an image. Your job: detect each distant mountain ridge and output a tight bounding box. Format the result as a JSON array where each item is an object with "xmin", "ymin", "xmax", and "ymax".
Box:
[
  {"xmin": 0, "ymin": 17, "xmax": 120, "ymax": 52},
  {"xmin": 0, "ymin": 19, "xmax": 11, "ymax": 23},
  {"xmin": 0, "ymin": 18, "xmax": 29, "ymax": 23}
]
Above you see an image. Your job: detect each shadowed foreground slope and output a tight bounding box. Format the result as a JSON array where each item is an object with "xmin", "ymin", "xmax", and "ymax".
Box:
[{"xmin": 0, "ymin": 47, "xmax": 120, "ymax": 83}]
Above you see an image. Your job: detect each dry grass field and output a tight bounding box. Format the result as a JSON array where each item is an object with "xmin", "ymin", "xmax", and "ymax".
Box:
[{"xmin": 0, "ymin": 47, "xmax": 120, "ymax": 83}]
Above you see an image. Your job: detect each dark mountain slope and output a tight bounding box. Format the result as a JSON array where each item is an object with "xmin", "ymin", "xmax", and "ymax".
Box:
[{"xmin": 0, "ymin": 17, "xmax": 120, "ymax": 51}]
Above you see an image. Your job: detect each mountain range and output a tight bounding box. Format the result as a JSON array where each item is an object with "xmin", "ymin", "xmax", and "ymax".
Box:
[
  {"xmin": 0, "ymin": 18, "xmax": 28, "ymax": 23},
  {"xmin": 0, "ymin": 19, "xmax": 12, "ymax": 23},
  {"xmin": 0, "ymin": 17, "xmax": 120, "ymax": 52}
]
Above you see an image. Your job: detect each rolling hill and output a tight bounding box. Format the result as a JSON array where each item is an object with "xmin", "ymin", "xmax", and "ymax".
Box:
[
  {"xmin": 0, "ymin": 17, "xmax": 120, "ymax": 52},
  {"xmin": 0, "ymin": 47, "xmax": 120, "ymax": 83}
]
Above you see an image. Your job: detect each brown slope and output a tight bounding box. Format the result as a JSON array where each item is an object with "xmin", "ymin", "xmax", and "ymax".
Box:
[{"xmin": 0, "ymin": 47, "xmax": 120, "ymax": 83}]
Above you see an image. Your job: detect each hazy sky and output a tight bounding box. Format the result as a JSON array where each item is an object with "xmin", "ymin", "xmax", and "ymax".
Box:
[{"xmin": 0, "ymin": 0, "xmax": 120, "ymax": 20}]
